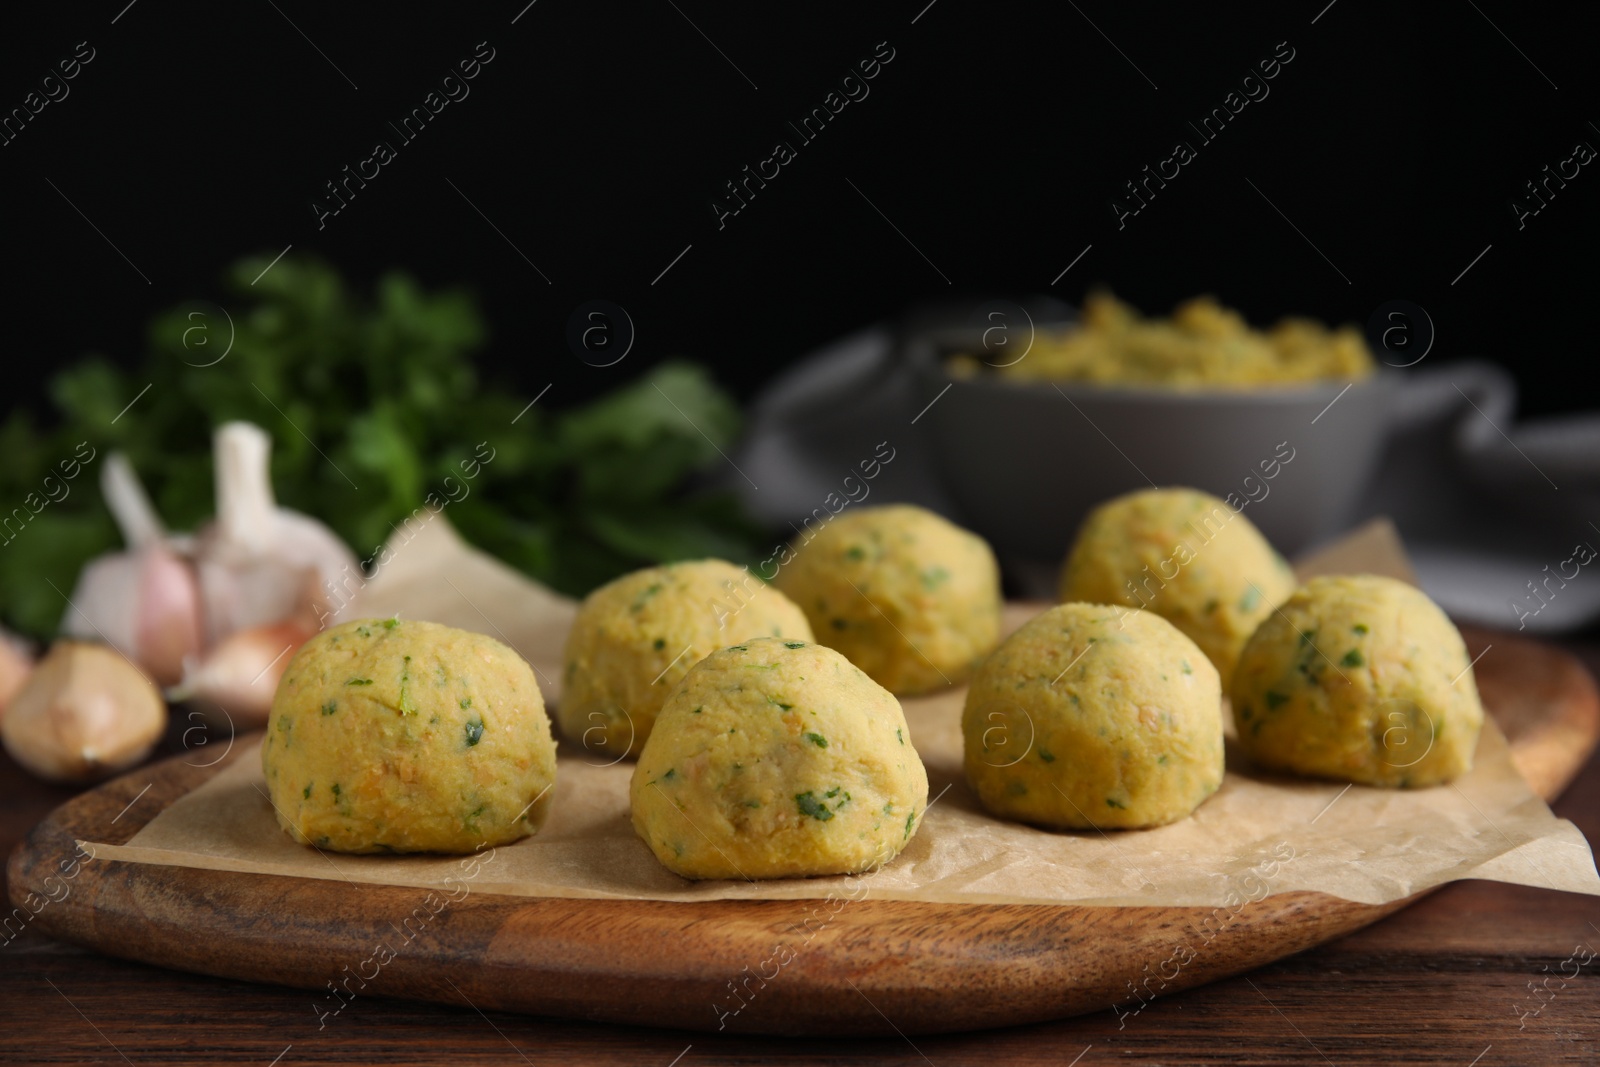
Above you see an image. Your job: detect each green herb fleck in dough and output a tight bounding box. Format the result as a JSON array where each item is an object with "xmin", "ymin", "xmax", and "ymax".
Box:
[
  {"xmin": 399, "ymin": 656, "xmax": 417, "ymax": 715},
  {"xmin": 896, "ymin": 727, "xmax": 905, "ymax": 745},
  {"xmin": 1204, "ymin": 598, "xmax": 1219, "ymax": 614},
  {"xmin": 744, "ymin": 799, "xmax": 762, "ymax": 808},
  {"xmin": 1157, "ymin": 754, "xmax": 1169, "ymax": 764},
  {"xmin": 465, "ymin": 718, "xmax": 485, "ymax": 747},
  {"xmin": 460, "ymin": 697, "xmax": 472, "ymax": 709},
  {"xmin": 920, "ymin": 565, "xmax": 951, "ymax": 590},
  {"xmin": 1238, "ymin": 586, "xmax": 1262, "ymax": 613},
  {"xmin": 1181, "ymin": 659, "xmax": 1193, "ymax": 675},
  {"xmin": 691, "ymin": 706, "xmax": 703, "ymax": 714},
  {"xmin": 769, "ymin": 697, "xmax": 793, "ymax": 710},
  {"xmin": 1105, "ymin": 797, "xmax": 1126, "ymax": 809},
  {"xmin": 730, "ymin": 644, "xmax": 748, "ymax": 652},
  {"xmin": 331, "ymin": 784, "xmax": 341, "ymax": 797},
  {"xmin": 1341, "ymin": 649, "xmax": 1365, "ymax": 668},
  {"xmin": 795, "ymin": 791, "xmax": 834, "ymax": 822},
  {"xmin": 321, "ymin": 701, "xmax": 337, "ymax": 715},
  {"xmin": 784, "ymin": 641, "xmax": 806, "ymax": 649},
  {"xmin": 302, "ymin": 784, "xmax": 312, "ymax": 799},
  {"xmin": 383, "ymin": 617, "xmax": 400, "ymax": 630},
  {"xmin": 345, "ymin": 678, "xmax": 373, "ymax": 686},
  {"xmin": 653, "ymin": 638, "xmax": 666, "ymax": 650},
  {"xmin": 805, "ymin": 732, "xmax": 828, "ymax": 748},
  {"xmin": 630, "ymin": 583, "xmax": 663, "ymax": 612},
  {"xmin": 356, "ymin": 625, "xmax": 373, "ymax": 638},
  {"xmin": 1039, "ymin": 749, "xmax": 1056, "ymax": 762},
  {"xmin": 1265, "ymin": 691, "xmax": 1290, "ymax": 710},
  {"xmin": 904, "ymin": 811, "xmax": 915, "ymax": 839},
  {"xmin": 845, "ymin": 545, "xmax": 866, "ymax": 560},
  {"xmin": 663, "ymin": 769, "xmax": 676, "ymax": 780},
  {"xmin": 1353, "ymin": 623, "xmax": 1369, "ymax": 634}
]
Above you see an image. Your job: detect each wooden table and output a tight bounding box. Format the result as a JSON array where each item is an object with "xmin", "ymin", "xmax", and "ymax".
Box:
[{"xmin": 5, "ymin": 636, "xmax": 1599, "ymax": 1066}]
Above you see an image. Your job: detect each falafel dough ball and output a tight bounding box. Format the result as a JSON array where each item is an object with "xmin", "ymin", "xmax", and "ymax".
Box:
[
  {"xmin": 1231, "ymin": 574, "xmax": 1484, "ymax": 788},
  {"xmin": 962, "ymin": 603, "xmax": 1224, "ymax": 830},
  {"xmin": 561, "ymin": 560, "xmax": 814, "ymax": 759},
  {"xmin": 262, "ymin": 618, "xmax": 557, "ymax": 854},
  {"xmin": 630, "ymin": 637, "xmax": 929, "ymax": 880},
  {"xmin": 1058, "ymin": 487, "xmax": 1295, "ymax": 680},
  {"xmin": 773, "ymin": 504, "xmax": 1002, "ymax": 695}
]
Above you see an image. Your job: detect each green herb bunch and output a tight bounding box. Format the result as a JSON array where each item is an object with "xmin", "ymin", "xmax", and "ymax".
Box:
[{"xmin": 0, "ymin": 253, "xmax": 761, "ymax": 637}]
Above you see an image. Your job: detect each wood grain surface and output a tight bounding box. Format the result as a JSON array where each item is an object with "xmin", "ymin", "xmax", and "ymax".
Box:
[{"xmin": 6, "ymin": 626, "xmax": 1600, "ymax": 1060}]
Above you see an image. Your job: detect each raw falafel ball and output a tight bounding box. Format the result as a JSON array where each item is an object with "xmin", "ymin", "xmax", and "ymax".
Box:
[
  {"xmin": 1231, "ymin": 574, "xmax": 1484, "ymax": 787},
  {"xmin": 630, "ymin": 637, "xmax": 928, "ymax": 879},
  {"xmin": 1059, "ymin": 487, "xmax": 1294, "ymax": 680},
  {"xmin": 262, "ymin": 618, "xmax": 557, "ymax": 854},
  {"xmin": 773, "ymin": 505, "xmax": 1001, "ymax": 695},
  {"xmin": 561, "ymin": 560, "xmax": 813, "ymax": 758}
]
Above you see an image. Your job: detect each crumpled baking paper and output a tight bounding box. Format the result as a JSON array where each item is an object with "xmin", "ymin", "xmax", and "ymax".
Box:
[{"xmin": 84, "ymin": 518, "xmax": 1600, "ymax": 907}]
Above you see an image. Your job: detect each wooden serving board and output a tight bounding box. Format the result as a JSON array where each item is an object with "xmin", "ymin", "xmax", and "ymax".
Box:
[{"xmin": 7, "ymin": 625, "xmax": 1597, "ymax": 1037}]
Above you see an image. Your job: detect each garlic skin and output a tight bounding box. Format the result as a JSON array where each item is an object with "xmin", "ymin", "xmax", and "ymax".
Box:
[
  {"xmin": 63, "ymin": 544, "xmax": 204, "ymax": 686},
  {"xmin": 168, "ymin": 619, "xmax": 314, "ymax": 729},
  {"xmin": 1, "ymin": 642, "xmax": 167, "ymax": 783},
  {"xmin": 132, "ymin": 543, "xmax": 205, "ymax": 686}
]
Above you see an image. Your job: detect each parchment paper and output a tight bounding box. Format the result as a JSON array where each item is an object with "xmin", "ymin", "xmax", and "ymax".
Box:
[{"xmin": 86, "ymin": 519, "xmax": 1600, "ymax": 908}]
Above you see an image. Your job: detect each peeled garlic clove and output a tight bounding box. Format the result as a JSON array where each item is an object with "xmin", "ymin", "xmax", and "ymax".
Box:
[
  {"xmin": 168, "ymin": 619, "xmax": 312, "ymax": 730},
  {"xmin": 1, "ymin": 642, "xmax": 167, "ymax": 784}
]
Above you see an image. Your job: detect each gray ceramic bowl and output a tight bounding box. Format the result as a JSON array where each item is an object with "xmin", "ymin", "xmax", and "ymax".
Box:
[{"xmin": 907, "ymin": 328, "xmax": 1399, "ymax": 567}]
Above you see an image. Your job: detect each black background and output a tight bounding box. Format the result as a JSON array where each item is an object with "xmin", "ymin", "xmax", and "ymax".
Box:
[{"xmin": 1, "ymin": 1, "xmax": 1595, "ymax": 417}]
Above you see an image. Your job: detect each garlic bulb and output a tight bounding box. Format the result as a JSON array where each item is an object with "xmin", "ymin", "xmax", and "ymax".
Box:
[
  {"xmin": 168, "ymin": 619, "xmax": 313, "ymax": 729},
  {"xmin": 195, "ymin": 422, "xmax": 356, "ymax": 643},
  {"xmin": 62, "ymin": 422, "xmax": 355, "ymax": 690},
  {"xmin": 1, "ymin": 642, "xmax": 166, "ymax": 783},
  {"xmin": 61, "ymin": 455, "xmax": 203, "ymax": 686}
]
